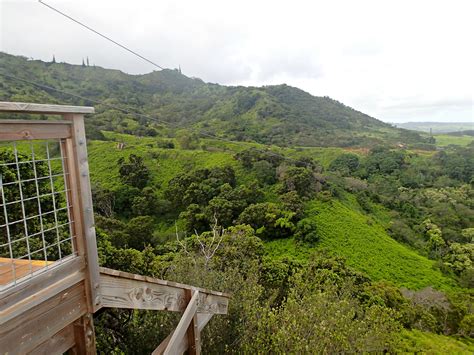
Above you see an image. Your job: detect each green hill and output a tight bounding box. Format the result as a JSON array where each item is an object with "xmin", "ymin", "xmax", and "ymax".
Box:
[
  {"xmin": 307, "ymin": 199, "xmax": 455, "ymax": 290},
  {"xmin": 84, "ymin": 133, "xmax": 457, "ymax": 291},
  {"xmin": 0, "ymin": 52, "xmax": 428, "ymax": 147},
  {"xmin": 397, "ymin": 121, "xmax": 473, "ymax": 134}
]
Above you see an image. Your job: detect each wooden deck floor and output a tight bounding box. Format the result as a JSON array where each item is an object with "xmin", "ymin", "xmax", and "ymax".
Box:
[{"xmin": 0, "ymin": 257, "xmax": 52, "ymax": 286}]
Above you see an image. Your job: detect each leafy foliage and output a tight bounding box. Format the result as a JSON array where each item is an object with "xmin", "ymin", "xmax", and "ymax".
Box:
[{"xmin": 117, "ymin": 154, "xmax": 150, "ymax": 189}]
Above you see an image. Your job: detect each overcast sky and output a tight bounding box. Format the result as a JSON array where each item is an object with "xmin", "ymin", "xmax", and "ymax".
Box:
[{"xmin": 1, "ymin": 0, "xmax": 473, "ymax": 123}]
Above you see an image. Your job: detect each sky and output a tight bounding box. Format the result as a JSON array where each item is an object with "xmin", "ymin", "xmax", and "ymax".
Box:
[{"xmin": 0, "ymin": 0, "xmax": 473, "ymax": 123}]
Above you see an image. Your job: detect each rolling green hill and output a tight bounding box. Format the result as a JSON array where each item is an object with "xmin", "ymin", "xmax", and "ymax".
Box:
[
  {"xmin": 85, "ymin": 132, "xmax": 457, "ymax": 291},
  {"xmin": 0, "ymin": 52, "xmax": 428, "ymax": 147}
]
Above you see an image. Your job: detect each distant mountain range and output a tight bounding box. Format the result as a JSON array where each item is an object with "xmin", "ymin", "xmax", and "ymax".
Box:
[
  {"xmin": 0, "ymin": 52, "xmax": 430, "ymax": 147},
  {"xmin": 396, "ymin": 121, "xmax": 473, "ymax": 134}
]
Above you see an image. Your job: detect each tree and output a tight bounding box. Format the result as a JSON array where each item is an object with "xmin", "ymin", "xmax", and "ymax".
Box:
[
  {"xmin": 295, "ymin": 218, "xmax": 319, "ymax": 244},
  {"xmin": 92, "ymin": 184, "xmax": 115, "ymax": 217},
  {"xmin": 443, "ymin": 242, "xmax": 473, "ymax": 275},
  {"xmin": 118, "ymin": 154, "xmax": 150, "ymax": 189},
  {"xmin": 280, "ymin": 191, "xmax": 305, "ymax": 219},
  {"xmin": 329, "ymin": 153, "xmax": 360, "ymax": 175},
  {"xmin": 234, "ymin": 148, "xmax": 283, "ymax": 169},
  {"xmin": 131, "ymin": 187, "xmax": 160, "ymax": 216},
  {"xmin": 52, "ymin": 55, "xmax": 56, "ymax": 63},
  {"xmin": 165, "ymin": 166, "xmax": 236, "ymax": 208},
  {"xmin": 238, "ymin": 202, "xmax": 295, "ymax": 239},
  {"xmin": 176, "ymin": 130, "xmax": 199, "ymax": 150},
  {"xmin": 253, "ymin": 160, "xmax": 276, "ymax": 184},
  {"xmin": 422, "ymin": 219, "xmax": 446, "ymax": 256},
  {"xmin": 366, "ymin": 147, "xmax": 405, "ymax": 176},
  {"xmin": 242, "ymin": 253, "xmax": 399, "ymax": 353},
  {"xmin": 279, "ymin": 166, "xmax": 316, "ymax": 197},
  {"xmin": 125, "ymin": 216, "xmax": 155, "ymax": 250}
]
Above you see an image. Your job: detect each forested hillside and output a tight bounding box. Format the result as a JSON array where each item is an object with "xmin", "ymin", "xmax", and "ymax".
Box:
[
  {"xmin": 0, "ymin": 52, "xmax": 431, "ymax": 147},
  {"xmin": 0, "ymin": 53, "xmax": 473, "ymax": 353}
]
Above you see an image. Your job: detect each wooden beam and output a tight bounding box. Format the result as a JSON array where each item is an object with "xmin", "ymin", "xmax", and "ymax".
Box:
[
  {"xmin": 0, "ymin": 120, "xmax": 72, "ymax": 141},
  {"xmin": 0, "ymin": 102, "xmax": 94, "ymax": 114},
  {"xmin": 99, "ymin": 267, "xmax": 230, "ymax": 298},
  {"xmin": 0, "ymin": 282, "xmax": 87, "ymax": 354},
  {"xmin": 185, "ymin": 289, "xmax": 201, "ymax": 355},
  {"xmin": 153, "ymin": 314, "xmax": 213, "ymax": 355},
  {"xmin": 28, "ymin": 324, "xmax": 75, "ymax": 355},
  {"xmin": 164, "ymin": 290, "xmax": 199, "ymax": 355},
  {"xmin": 99, "ymin": 271, "xmax": 229, "ymax": 314}
]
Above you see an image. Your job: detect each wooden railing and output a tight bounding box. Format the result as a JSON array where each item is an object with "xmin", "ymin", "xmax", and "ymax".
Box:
[{"xmin": 0, "ymin": 102, "xmax": 229, "ymax": 354}]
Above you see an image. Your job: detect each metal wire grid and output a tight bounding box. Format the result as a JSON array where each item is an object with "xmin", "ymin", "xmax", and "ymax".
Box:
[{"xmin": 0, "ymin": 140, "xmax": 76, "ymax": 289}]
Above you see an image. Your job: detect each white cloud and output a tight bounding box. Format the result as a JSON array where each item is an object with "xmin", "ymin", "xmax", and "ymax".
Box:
[{"xmin": 0, "ymin": 0, "xmax": 472, "ymax": 122}]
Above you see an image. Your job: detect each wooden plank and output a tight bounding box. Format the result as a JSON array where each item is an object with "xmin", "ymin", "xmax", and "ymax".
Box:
[
  {"xmin": 99, "ymin": 267, "xmax": 230, "ymax": 298},
  {"xmin": 0, "ymin": 256, "xmax": 84, "ymax": 310},
  {"xmin": 153, "ymin": 314, "xmax": 213, "ymax": 355},
  {"xmin": 63, "ymin": 113, "xmax": 101, "ymax": 313},
  {"xmin": 0, "ymin": 259, "xmax": 85, "ymax": 325},
  {"xmin": 99, "ymin": 272, "xmax": 229, "ymax": 314},
  {"xmin": 0, "ymin": 282, "xmax": 87, "ymax": 354},
  {"xmin": 164, "ymin": 290, "xmax": 199, "ymax": 355},
  {"xmin": 0, "ymin": 102, "xmax": 94, "ymax": 114},
  {"xmin": 28, "ymin": 324, "xmax": 75, "ymax": 355},
  {"xmin": 0, "ymin": 121, "xmax": 71, "ymax": 141},
  {"xmin": 0, "ymin": 257, "xmax": 54, "ymax": 287}
]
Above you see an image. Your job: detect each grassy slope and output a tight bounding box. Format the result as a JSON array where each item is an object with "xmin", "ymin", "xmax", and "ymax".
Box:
[
  {"xmin": 397, "ymin": 329, "xmax": 474, "ymax": 354},
  {"xmin": 309, "ymin": 199, "xmax": 455, "ymax": 290},
  {"xmin": 88, "ymin": 136, "xmax": 245, "ymax": 192},
  {"xmin": 434, "ymin": 134, "xmax": 473, "ymax": 147},
  {"xmin": 267, "ymin": 198, "xmax": 455, "ymax": 291}
]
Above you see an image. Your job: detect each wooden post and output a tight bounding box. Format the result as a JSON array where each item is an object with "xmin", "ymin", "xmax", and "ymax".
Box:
[
  {"xmin": 71, "ymin": 314, "xmax": 96, "ymax": 354},
  {"xmin": 63, "ymin": 113, "xmax": 101, "ymax": 353},
  {"xmin": 63, "ymin": 113, "xmax": 101, "ymax": 312}
]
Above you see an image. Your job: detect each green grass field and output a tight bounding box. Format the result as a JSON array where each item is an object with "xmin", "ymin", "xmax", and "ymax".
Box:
[{"xmin": 434, "ymin": 134, "xmax": 473, "ymax": 147}]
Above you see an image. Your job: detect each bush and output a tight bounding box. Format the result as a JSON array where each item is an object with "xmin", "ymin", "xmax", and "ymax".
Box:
[
  {"xmin": 238, "ymin": 202, "xmax": 296, "ymax": 239},
  {"xmin": 295, "ymin": 219, "xmax": 319, "ymax": 244},
  {"xmin": 329, "ymin": 153, "xmax": 360, "ymax": 175}
]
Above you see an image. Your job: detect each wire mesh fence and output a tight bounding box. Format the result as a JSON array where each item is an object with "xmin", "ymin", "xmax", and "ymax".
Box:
[{"xmin": 0, "ymin": 139, "xmax": 76, "ymax": 290}]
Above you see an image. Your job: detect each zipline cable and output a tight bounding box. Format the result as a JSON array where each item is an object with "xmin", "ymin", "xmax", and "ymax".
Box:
[{"xmin": 38, "ymin": 0, "xmax": 166, "ymax": 71}]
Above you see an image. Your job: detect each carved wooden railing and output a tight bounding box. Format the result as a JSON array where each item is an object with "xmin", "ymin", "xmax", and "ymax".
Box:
[{"xmin": 99, "ymin": 268, "xmax": 230, "ymax": 354}]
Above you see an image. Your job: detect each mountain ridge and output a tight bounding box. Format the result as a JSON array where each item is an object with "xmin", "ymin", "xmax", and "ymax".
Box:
[{"xmin": 0, "ymin": 52, "xmax": 426, "ymax": 147}]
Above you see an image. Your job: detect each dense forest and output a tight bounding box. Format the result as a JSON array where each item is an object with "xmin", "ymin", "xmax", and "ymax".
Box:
[{"xmin": 0, "ymin": 53, "xmax": 473, "ymax": 353}]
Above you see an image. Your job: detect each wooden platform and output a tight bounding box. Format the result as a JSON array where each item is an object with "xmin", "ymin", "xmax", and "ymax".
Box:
[{"xmin": 0, "ymin": 257, "xmax": 52, "ymax": 286}]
